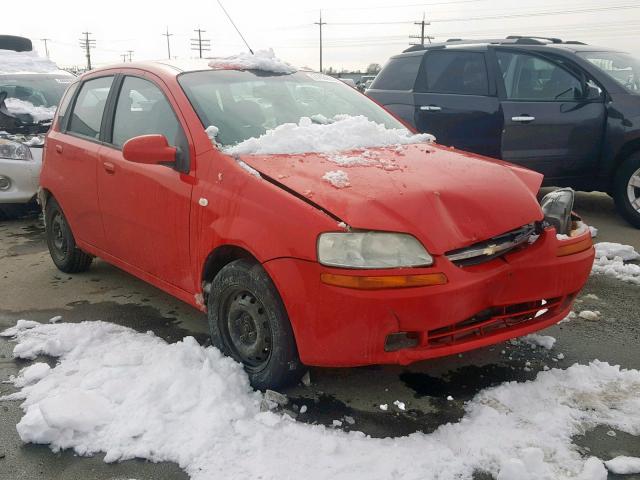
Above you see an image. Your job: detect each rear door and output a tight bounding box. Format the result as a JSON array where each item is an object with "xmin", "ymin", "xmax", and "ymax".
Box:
[
  {"xmin": 47, "ymin": 75, "xmax": 114, "ymax": 250},
  {"xmin": 413, "ymin": 49, "xmax": 502, "ymax": 157},
  {"xmin": 495, "ymin": 48, "xmax": 606, "ymax": 179},
  {"xmin": 97, "ymin": 74, "xmax": 195, "ymax": 292}
]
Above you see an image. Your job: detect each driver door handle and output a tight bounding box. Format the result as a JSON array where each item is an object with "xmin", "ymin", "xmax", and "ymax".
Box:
[
  {"xmin": 103, "ymin": 161, "xmax": 116, "ymax": 174},
  {"xmin": 420, "ymin": 105, "xmax": 442, "ymax": 111},
  {"xmin": 512, "ymin": 115, "xmax": 535, "ymax": 123}
]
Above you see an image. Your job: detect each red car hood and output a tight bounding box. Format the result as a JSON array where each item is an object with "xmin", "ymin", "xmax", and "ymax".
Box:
[{"xmin": 237, "ymin": 144, "xmax": 543, "ymax": 255}]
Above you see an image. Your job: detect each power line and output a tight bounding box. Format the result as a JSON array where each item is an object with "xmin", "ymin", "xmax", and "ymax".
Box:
[
  {"xmin": 79, "ymin": 32, "xmax": 95, "ymax": 70},
  {"xmin": 190, "ymin": 28, "xmax": 211, "ymax": 58},
  {"xmin": 314, "ymin": 10, "xmax": 327, "ymax": 72},
  {"xmin": 162, "ymin": 26, "xmax": 173, "ymax": 59}
]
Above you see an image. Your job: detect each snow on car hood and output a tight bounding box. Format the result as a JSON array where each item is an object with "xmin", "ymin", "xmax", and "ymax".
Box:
[
  {"xmin": 237, "ymin": 144, "xmax": 544, "ymax": 255},
  {"xmin": 0, "ymin": 49, "xmax": 60, "ymax": 74},
  {"xmin": 4, "ymin": 98, "xmax": 56, "ymax": 123},
  {"xmin": 208, "ymin": 48, "xmax": 296, "ymax": 74}
]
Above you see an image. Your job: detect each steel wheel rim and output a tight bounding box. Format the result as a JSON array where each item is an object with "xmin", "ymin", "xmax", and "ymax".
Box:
[
  {"xmin": 627, "ymin": 167, "xmax": 640, "ymax": 213},
  {"xmin": 51, "ymin": 212, "xmax": 68, "ymax": 254},
  {"xmin": 223, "ymin": 289, "xmax": 272, "ymax": 369}
]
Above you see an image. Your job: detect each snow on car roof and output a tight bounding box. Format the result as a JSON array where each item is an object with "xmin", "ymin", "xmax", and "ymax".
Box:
[
  {"xmin": 0, "ymin": 49, "xmax": 63, "ymax": 75},
  {"xmin": 208, "ymin": 49, "xmax": 296, "ymax": 74}
]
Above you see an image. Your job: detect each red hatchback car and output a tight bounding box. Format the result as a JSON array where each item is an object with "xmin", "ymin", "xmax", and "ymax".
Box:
[{"xmin": 39, "ymin": 58, "xmax": 595, "ymax": 388}]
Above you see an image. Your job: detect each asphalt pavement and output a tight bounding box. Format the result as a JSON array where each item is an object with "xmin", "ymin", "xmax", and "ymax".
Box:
[{"xmin": 1, "ymin": 191, "xmax": 639, "ymax": 480}]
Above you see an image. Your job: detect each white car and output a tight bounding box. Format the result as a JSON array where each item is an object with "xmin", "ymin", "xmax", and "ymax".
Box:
[{"xmin": 0, "ymin": 36, "xmax": 73, "ymax": 219}]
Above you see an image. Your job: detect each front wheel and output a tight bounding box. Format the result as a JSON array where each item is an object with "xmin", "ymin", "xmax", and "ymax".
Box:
[
  {"xmin": 207, "ymin": 259, "xmax": 304, "ymax": 390},
  {"xmin": 613, "ymin": 152, "xmax": 640, "ymax": 229},
  {"xmin": 45, "ymin": 198, "xmax": 93, "ymax": 273}
]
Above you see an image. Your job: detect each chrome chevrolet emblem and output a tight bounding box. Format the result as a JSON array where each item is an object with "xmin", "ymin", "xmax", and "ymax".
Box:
[{"xmin": 483, "ymin": 244, "xmax": 498, "ymax": 256}]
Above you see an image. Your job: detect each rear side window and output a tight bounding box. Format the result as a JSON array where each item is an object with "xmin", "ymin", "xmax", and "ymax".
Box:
[
  {"xmin": 67, "ymin": 76, "xmax": 114, "ymax": 139},
  {"xmin": 370, "ymin": 56, "xmax": 422, "ymax": 91},
  {"xmin": 56, "ymin": 82, "xmax": 79, "ymax": 127},
  {"xmin": 418, "ymin": 51, "xmax": 489, "ymax": 95},
  {"xmin": 111, "ymin": 76, "xmax": 182, "ymax": 148}
]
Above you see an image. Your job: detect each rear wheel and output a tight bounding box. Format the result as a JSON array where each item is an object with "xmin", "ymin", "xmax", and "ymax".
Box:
[
  {"xmin": 45, "ymin": 198, "xmax": 93, "ymax": 273},
  {"xmin": 613, "ymin": 152, "xmax": 640, "ymax": 229},
  {"xmin": 207, "ymin": 259, "xmax": 303, "ymax": 390}
]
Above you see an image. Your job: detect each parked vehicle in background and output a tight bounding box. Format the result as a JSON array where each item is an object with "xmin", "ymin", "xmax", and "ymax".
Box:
[
  {"xmin": 367, "ymin": 37, "xmax": 640, "ymax": 228},
  {"xmin": 40, "ymin": 54, "xmax": 593, "ymax": 389},
  {"xmin": 0, "ymin": 35, "xmax": 73, "ymax": 219}
]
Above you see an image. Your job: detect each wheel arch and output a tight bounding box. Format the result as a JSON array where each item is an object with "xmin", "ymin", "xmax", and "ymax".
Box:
[
  {"xmin": 201, "ymin": 244, "xmax": 258, "ymax": 300},
  {"xmin": 613, "ymin": 138, "xmax": 640, "ymax": 179}
]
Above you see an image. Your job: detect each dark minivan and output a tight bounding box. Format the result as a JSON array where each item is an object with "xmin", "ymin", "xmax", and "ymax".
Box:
[{"xmin": 367, "ymin": 36, "xmax": 640, "ymax": 227}]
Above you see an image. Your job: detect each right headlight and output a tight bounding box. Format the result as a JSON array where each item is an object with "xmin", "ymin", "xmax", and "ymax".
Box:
[
  {"xmin": 0, "ymin": 138, "xmax": 32, "ymax": 161},
  {"xmin": 540, "ymin": 188, "xmax": 574, "ymax": 235},
  {"xmin": 317, "ymin": 231, "xmax": 433, "ymax": 269}
]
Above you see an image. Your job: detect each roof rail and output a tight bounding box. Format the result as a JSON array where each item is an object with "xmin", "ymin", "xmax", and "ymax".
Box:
[
  {"xmin": 401, "ymin": 36, "xmax": 587, "ymax": 53},
  {"xmin": 506, "ymin": 35, "xmax": 562, "ymax": 44}
]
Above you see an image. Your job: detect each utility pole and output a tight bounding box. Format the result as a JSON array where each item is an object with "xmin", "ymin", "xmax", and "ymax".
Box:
[
  {"xmin": 190, "ymin": 28, "xmax": 211, "ymax": 58},
  {"xmin": 314, "ymin": 10, "xmax": 327, "ymax": 73},
  {"xmin": 126, "ymin": 50, "xmax": 134, "ymax": 62},
  {"xmin": 120, "ymin": 53, "xmax": 128, "ymax": 62},
  {"xmin": 40, "ymin": 38, "xmax": 50, "ymax": 59},
  {"xmin": 79, "ymin": 32, "xmax": 95, "ymax": 70},
  {"xmin": 162, "ymin": 26, "xmax": 173, "ymax": 59},
  {"xmin": 409, "ymin": 13, "xmax": 434, "ymax": 46}
]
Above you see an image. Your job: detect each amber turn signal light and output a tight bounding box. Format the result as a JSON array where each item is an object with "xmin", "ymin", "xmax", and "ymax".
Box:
[
  {"xmin": 320, "ymin": 273, "xmax": 448, "ymax": 289},
  {"xmin": 556, "ymin": 237, "xmax": 593, "ymax": 257}
]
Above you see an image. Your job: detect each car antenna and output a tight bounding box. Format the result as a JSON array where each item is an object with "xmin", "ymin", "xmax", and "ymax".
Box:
[{"xmin": 216, "ymin": 0, "xmax": 254, "ymax": 54}]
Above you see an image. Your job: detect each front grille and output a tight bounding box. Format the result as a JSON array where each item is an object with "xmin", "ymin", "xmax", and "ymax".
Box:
[
  {"xmin": 445, "ymin": 224, "xmax": 537, "ymax": 267},
  {"xmin": 426, "ymin": 294, "xmax": 575, "ymax": 348}
]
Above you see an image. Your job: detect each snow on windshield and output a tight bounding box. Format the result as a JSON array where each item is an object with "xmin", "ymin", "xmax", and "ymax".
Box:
[
  {"xmin": 4, "ymin": 98, "xmax": 56, "ymax": 123},
  {"xmin": 2, "ymin": 319, "xmax": 639, "ymax": 480},
  {"xmin": 0, "ymin": 49, "xmax": 60, "ymax": 74},
  {"xmin": 224, "ymin": 115, "xmax": 434, "ymax": 155},
  {"xmin": 208, "ymin": 48, "xmax": 296, "ymax": 74}
]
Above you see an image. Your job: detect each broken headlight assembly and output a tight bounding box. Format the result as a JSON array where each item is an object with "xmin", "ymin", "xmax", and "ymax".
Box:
[
  {"xmin": 540, "ymin": 188, "xmax": 575, "ymax": 236},
  {"xmin": 0, "ymin": 138, "xmax": 32, "ymax": 161},
  {"xmin": 317, "ymin": 231, "xmax": 433, "ymax": 269}
]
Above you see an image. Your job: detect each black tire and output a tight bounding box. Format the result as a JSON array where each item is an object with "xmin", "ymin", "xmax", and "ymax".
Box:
[
  {"xmin": 613, "ymin": 152, "xmax": 640, "ymax": 229},
  {"xmin": 207, "ymin": 259, "xmax": 304, "ymax": 390},
  {"xmin": 45, "ymin": 198, "xmax": 93, "ymax": 273}
]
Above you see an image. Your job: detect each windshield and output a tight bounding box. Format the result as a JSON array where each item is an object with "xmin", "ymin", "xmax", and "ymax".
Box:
[
  {"xmin": 578, "ymin": 51, "xmax": 640, "ymax": 94},
  {"xmin": 0, "ymin": 73, "xmax": 73, "ymax": 131},
  {"xmin": 178, "ymin": 70, "xmax": 406, "ymax": 146}
]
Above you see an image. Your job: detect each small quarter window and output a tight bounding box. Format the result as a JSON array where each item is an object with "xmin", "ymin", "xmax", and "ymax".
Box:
[{"xmin": 67, "ymin": 76, "xmax": 114, "ymax": 139}]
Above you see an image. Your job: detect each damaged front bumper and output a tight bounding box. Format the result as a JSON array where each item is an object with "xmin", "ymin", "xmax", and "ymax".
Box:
[{"xmin": 263, "ymin": 227, "xmax": 594, "ymax": 367}]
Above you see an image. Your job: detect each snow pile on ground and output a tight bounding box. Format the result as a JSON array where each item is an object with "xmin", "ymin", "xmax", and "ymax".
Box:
[
  {"xmin": 208, "ymin": 48, "xmax": 296, "ymax": 74},
  {"xmin": 591, "ymin": 242, "xmax": 640, "ymax": 285},
  {"xmin": 322, "ymin": 170, "xmax": 350, "ymax": 188},
  {"xmin": 520, "ymin": 334, "xmax": 556, "ymax": 350},
  {"xmin": 225, "ymin": 115, "xmax": 434, "ymax": 156},
  {"xmin": 0, "ymin": 49, "xmax": 61, "ymax": 74},
  {"xmin": 604, "ymin": 456, "xmax": 640, "ymax": 474},
  {"xmin": 594, "ymin": 242, "xmax": 640, "ymax": 262},
  {"xmin": 4, "ymin": 98, "xmax": 57, "ymax": 123},
  {"xmin": 3, "ymin": 321, "xmax": 640, "ymax": 480}
]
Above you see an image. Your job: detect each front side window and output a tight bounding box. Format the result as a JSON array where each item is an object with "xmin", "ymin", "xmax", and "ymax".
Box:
[
  {"xmin": 370, "ymin": 56, "xmax": 422, "ymax": 91},
  {"xmin": 111, "ymin": 76, "xmax": 181, "ymax": 148},
  {"xmin": 178, "ymin": 70, "xmax": 406, "ymax": 147},
  {"xmin": 577, "ymin": 51, "xmax": 640, "ymax": 94},
  {"xmin": 497, "ymin": 51, "xmax": 583, "ymax": 101},
  {"xmin": 417, "ymin": 50, "xmax": 489, "ymax": 95},
  {"xmin": 67, "ymin": 76, "xmax": 114, "ymax": 139}
]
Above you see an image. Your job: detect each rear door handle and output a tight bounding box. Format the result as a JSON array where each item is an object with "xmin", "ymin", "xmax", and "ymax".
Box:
[
  {"xmin": 511, "ymin": 115, "xmax": 535, "ymax": 123},
  {"xmin": 420, "ymin": 105, "xmax": 442, "ymax": 111},
  {"xmin": 103, "ymin": 161, "xmax": 116, "ymax": 174}
]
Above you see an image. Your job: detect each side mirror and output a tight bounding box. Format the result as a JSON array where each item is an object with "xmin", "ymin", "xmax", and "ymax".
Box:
[{"xmin": 122, "ymin": 134, "xmax": 176, "ymax": 165}]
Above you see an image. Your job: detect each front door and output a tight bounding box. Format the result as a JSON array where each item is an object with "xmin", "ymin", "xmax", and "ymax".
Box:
[
  {"xmin": 495, "ymin": 49, "xmax": 606, "ymax": 180},
  {"xmin": 413, "ymin": 49, "xmax": 503, "ymax": 158},
  {"xmin": 97, "ymin": 74, "xmax": 194, "ymax": 292}
]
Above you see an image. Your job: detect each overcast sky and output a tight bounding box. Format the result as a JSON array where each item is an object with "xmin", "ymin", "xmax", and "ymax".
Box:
[{"xmin": 8, "ymin": 0, "xmax": 640, "ymax": 70}]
